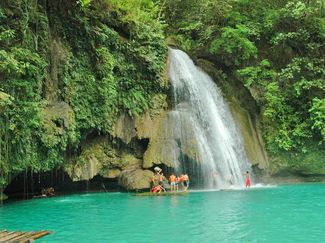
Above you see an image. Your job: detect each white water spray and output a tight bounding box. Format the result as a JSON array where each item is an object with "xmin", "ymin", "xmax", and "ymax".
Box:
[{"xmin": 168, "ymin": 48, "xmax": 251, "ymax": 189}]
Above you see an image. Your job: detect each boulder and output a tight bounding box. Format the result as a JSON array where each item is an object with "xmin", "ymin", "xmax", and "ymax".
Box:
[{"xmin": 118, "ymin": 168, "xmax": 154, "ymax": 190}]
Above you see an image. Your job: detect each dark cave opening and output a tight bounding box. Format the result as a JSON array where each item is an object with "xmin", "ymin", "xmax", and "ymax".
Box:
[{"xmin": 4, "ymin": 168, "xmax": 121, "ymax": 200}]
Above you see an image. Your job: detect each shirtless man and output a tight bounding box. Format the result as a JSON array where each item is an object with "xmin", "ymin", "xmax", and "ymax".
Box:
[
  {"xmin": 169, "ymin": 173, "xmax": 176, "ymax": 191},
  {"xmin": 245, "ymin": 171, "xmax": 251, "ymax": 188}
]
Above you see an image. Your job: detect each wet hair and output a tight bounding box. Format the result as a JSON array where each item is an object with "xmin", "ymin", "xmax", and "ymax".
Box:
[{"xmin": 246, "ymin": 171, "xmax": 249, "ymax": 173}]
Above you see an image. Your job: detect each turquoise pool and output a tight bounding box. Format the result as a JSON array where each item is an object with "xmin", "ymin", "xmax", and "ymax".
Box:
[{"xmin": 1, "ymin": 184, "xmax": 324, "ymax": 242}]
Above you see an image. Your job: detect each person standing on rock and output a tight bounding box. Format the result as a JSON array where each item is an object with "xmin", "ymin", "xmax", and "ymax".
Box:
[
  {"xmin": 169, "ymin": 173, "xmax": 176, "ymax": 191},
  {"xmin": 159, "ymin": 173, "xmax": 167, "ymax": 192},
  {"xmin": 183, "ymin": 174, "xmax": 189, "ymax": 192},
  {"xmin": 175, "ymin": 175, "xmax": 180, "ymax": 191}
]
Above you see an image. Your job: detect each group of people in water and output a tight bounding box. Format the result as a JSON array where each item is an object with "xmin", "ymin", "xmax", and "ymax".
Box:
[
  {"xmin": 151, "ymin": 168, "xmax": 190, "ymax": 193},
  {"xmin": 150, "ymin": 167, "xmax": 251, "ymax": 193}
]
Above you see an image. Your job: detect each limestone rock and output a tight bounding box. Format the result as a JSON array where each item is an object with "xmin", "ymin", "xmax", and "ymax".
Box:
[
  {"xmin": 229, "ymin": 104, "xmax": 268, "ymax": 169},
  {"xmin": 113, "ymin": 94, "xmax": 175, "ymax": 169},
  {"xmin": 66, "ymin": 156, "xmax": 99, "ymax": 181},
  {"xmin": 142, "ymin": 112, "xmax": 177, "ymax": 168},
  {"xmin": 45, "ymin": 38, "xmax": 71, "ymax": 102},
  {"xmin": 42, "ymin": 101, "xmax": 74, "ymax": 129},
  {"xmin": 114, "ymin": 94, "xmax": 168, "ymax": 144},
  {"xmin": 114, "ymin": 114, "xmax": 136, "ymax": 144},
  {"xmin": 0, "ymin": 192, "xmax": 8, "ymax": 201},
  {"xmin": 100, "ymin": 168, "xmax": 121, "ymax": 178},
  {"xmin": 41, "ymin": 101, "xmax": 76, "ymax": 148},
  {"xmin": 118, "ymin": 168, "xmax": 154, "ymax": 190},
  {"xmin": 65, "ymin": 136, "xmax": 143, "ymax": 181}
]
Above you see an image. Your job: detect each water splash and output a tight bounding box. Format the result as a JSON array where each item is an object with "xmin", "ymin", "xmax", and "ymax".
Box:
[{"xmin": 168, "ymin": 48, "xmax": 251, "ymax": 189}]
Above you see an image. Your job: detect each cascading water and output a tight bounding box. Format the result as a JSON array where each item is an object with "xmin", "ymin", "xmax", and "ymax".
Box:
[{"xmin": 168, "ymin": 48, "xmax": 251, "ymax": 189}]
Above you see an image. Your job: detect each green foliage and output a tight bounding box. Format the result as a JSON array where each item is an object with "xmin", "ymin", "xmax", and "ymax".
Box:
[
  {"xmin": 210, "ymin": 25, "xmax": 258, "ymax": 65},
  {"xmin": 309, "ymin": 98, "xmax": 325, "ymax": 140},
  {"xmin": 78, "ymin": 0, "xmax": 92, "ymax": 8},
  {"xmin": 161, "ymin": 0, "xmax": 232, "ymax": 51},
  {"xmin": 0, "ymin": 46, "xmax": 47, "ymax": 178},
  {"xmin": 160, "ymin": 0, "xmax": 325, "ymax": 166},
  {"xmin": 239, "ymin": 55, "xmax": 324, "ymax": 152},
  {"xmin": 1, "ymin": 0, "xmax": 324, "ymax": 184},
  {"xmin": 269, "ymin": 141, "xmax": 325, "ymax": 175},
  {"xmin": 0, "ymin": 0, "xmax": 167, "ymax": 186}
]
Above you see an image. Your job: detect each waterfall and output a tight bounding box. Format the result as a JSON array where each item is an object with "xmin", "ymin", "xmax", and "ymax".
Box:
[{"xmin": 168, "ymin": 48, "xmax": 250, "ymax": 189}]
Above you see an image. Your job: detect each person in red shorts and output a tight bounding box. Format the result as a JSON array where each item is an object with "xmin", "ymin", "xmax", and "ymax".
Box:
[{"xmin": 245, "ymin": 171, "xmax": 251, "ymax": 188}]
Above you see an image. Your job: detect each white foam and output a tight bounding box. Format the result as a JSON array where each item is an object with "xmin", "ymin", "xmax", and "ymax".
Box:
[{"xmin": 185, "ymin": 184, "xmax": 277, "ymax": 193}]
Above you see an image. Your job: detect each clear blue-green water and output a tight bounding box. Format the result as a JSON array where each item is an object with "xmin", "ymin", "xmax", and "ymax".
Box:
[{"xmin": 1, "ymin": 184, "xmax": 325, "ymax": 242}]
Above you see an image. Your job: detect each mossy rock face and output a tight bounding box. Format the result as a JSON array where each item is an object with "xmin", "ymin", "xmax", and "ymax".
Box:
[
  {"xmin": 118, "ymin": 168, "xmax": 154, "ymax": 190},
  {"xmin": 148, "ymin": 94, "xmax": 169, "ymax": 119},
  {"xmin": 142, "ymin": 112, "xmax": 177, "ymax": 168},
  {"xmin": 41, "ymin": 101, "xmax": 77, "ymax": 148},
  {"xmin": 229, "ymin": 103, "xmax": 268, "ymax": 169},
  {"xmin": 114, "ymin": 114, "xmax": 137, "ymax": 144},
  {"xmin": 65, "ymin": 136, "xmax": 144, "ymax": 183},
  {"xmin": 165, "ymin": 36, "xmax": 179, "ymax": 48},
  {"xmin": 45, "ymin": 37, "xmax": 71, "ymax": 103},
  {"xmin": 114, "ymin": 94, "xmax": 168, "ymax": 144},
  {"xmin": 114, "ymin": 94, "xmax": 176, "ymax": 169},
  {"xmin": 42, "ymin": 101, "xmax": 75, "ymax": 129},
  {"xmin": 269, "ymin": 145, "xmax": 325, "ymax": 176},
  {"xmin": 143, "ymin": 110, "xmax": 204, "ymax": 168}
]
